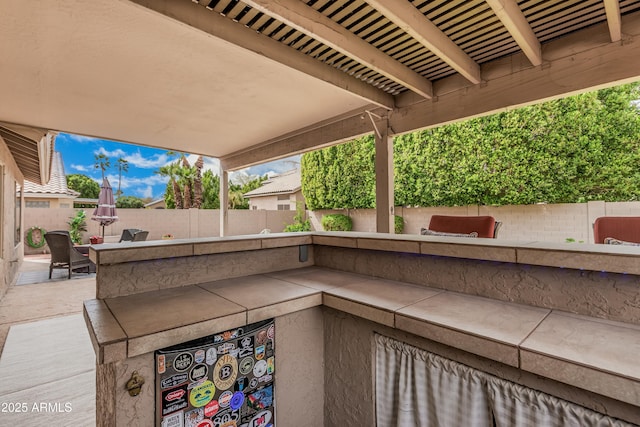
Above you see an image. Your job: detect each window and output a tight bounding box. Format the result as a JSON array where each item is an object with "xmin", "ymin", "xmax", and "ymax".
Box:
[
  {"xmin": 26, "ymin": 201, "xmax": 50, "ymax": 208},
  {"xmin": 252, "ymin": 206, "xmax": 257, "ymax": 210},
  {"xmin": 277, "ymin": 194, "xmax": 290, "ymax": 201},
  {"xmin": 15, "ymin": 182, "xmax": 22, "ymax": 246},
  {"xmin": 277, "ymin": 204, "xmax": 290, "ymax": 210}
]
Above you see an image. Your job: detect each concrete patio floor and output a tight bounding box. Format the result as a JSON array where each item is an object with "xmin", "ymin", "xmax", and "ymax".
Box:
[{"xmin": 0, "ymin": 255, "xmax": 96, "ymax": 426}]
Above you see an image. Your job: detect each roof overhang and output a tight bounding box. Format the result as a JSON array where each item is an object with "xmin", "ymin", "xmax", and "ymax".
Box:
[
  {"xmin": 0, "ymin": 124, "xmax": 54, "ymax": 184},
  {"xmin": 2, "ymin": 1, "xmax": 640, "ymax": 171}
]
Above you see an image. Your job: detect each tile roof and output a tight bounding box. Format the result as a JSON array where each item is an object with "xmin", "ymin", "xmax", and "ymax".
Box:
[
  {"xmin": 23, "ymin": 151, "xmax": 79, "ymax": 197},
  {"xmin": 244, "ymin": 169, "xmax": 301, "ymax": 198}
]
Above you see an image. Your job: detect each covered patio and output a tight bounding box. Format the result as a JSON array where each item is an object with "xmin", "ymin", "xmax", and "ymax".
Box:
[{"xmin": 2, "ymin": 1, "xmax": 640, "ymax": 426}]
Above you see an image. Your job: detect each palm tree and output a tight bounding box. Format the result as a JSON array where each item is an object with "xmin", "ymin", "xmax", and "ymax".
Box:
[
  {"xmin": 116, "ymin": 157, "xmax": 129, "ymax": 197},
  {"xmin": 156, "ymin": 162, "xmax": 183, "ymax": 209},
  {"xmin": 94, "ymin": 153, "xmax": 110, "ymax": 180},
  {"xmin": 193, "ymin": 156, "xmax": 204, "ymax": 209},
  {"xmin": 177, "ymin": 162, "xmax": 196, "ymax": 209}
]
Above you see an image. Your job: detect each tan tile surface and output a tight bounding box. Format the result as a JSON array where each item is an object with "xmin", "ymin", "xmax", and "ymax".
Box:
[
  {"xmin": 198, "ymin": 274, "xmax": 320, "ymax": 310},
  {"xmin": 127, "ymin": 312, "xmax": 246, "ymax": 357},
  {"xmin": 357, "ymin": 238, "xmax": 421, "ymax": 254},
  {"xmin": 83, "ymin": 299, "xmax": 127, "ymax": 363},
  {"xmin": 396, "ymin": 314, "xmax": 521, "ymax": 367},
  {"xmin": 193, "ymin": 239, "xmax": 261, "ymax": 255},
  {"xmin": 420, "ymin": 241, "xmax": 516, "ymax": 262},
  {"xmin": 520, "ymin": 311, "xmax": 640, "ymax": 380},
  {"xmin": 268, "ymin": 268, "xmax": 373, "ymax": 290},
  {"xmin": 520, "ymin": 349, "xmax": 640, "ymax": 406},
  {"xmin": 324, "ymin": 294, "xmax": 395, "ymax": 326},
  {"xmin": 324, "ymin": 278, "xmax": 442, "ymax": 312},
  {"xmin": 247, "ymin": 294, "xmax": 323, "ymax": 324},
  {"xmin": 397, "ymin": 292, "xmax": 550, "ymax": 346},
  {"xmin": 105, "ymin": 286, "xmax": 245, "ymax": 338}
]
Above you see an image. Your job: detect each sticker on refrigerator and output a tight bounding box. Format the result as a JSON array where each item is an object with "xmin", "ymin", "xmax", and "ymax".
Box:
[
  {"xmin": 190, "ymin": 364, "xmax": 208, "ymax": 383},
  {"xmin": 162, "ymin": 385, "xmax": 189, "ymax": 416},
  {"xmin": 161, "ymin": 373, "xmax": 189, "ymax": 390},
  {"xmin": 189, "ymin": 380, "xmax": 215, "ymax": 408},
  {"xmin": 162, "ymin": 410, "xmax": 184, "ymax": 427},
  {"xmin": 173, "ymin": 352, "xmax": 194, "ymax": 372},
  {"xmin": 156, "ymin": 319, "xmax": 275, "ymax": 427},
  {"xmin": 213, "ymin": 354, "xmax": 238, "ymax": 391}
]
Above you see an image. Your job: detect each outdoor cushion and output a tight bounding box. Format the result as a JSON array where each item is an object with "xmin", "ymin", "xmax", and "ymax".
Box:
[
  {"xmin": 427, "ymin": 215, "xmax": 496, "ymax": 238},
  {"xmin": 421, "ymin": 228, "xmax": 478, "ymax": 238},
  {"xmin": 593, "ymin": 217, "xmax": 640, "ymax": 244},
  {"xmin": 604, "ymin": 237, "xmax": 640, "ymax": 246}
]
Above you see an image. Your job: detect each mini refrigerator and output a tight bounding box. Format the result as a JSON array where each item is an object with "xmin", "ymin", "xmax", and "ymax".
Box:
[{"xmin": 156, "ymin": 318, "xmax": 275, "ymax": 427}]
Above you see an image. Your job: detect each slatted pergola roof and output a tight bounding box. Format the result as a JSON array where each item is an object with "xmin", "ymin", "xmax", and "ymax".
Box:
[{"xmin": 2, "ymin": 0, "xmax": 640, "ymax": 170}]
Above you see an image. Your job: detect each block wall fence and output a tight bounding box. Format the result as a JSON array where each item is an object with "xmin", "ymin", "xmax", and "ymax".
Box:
[{"xmin": 23, "ymin": 201, "xmax": 640, "ymax": 254}]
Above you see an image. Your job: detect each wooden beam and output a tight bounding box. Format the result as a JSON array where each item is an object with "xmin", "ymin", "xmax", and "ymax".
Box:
[
  {"xmin": 366, "ymin": 0, "xmax": 481, "ymax": 84},
  {"xmin": 220, "ymin": 16, "xmax": 640, "ymax": 170},
  {"xmin": 485, "ymin": 0, "xmax": 542, "ymax": 66},
  {"xmin": 221, "ymin": 107, "xmax": 379, "ymax": 170},
  {"xmin": 219, "ymin": 162, "xmax": 229, "ymax": 237},
  {"xmin": 130, "ymin": 0, "xmax": 394, "ymax": 109},
  {"xmin": 374, "ymin": 117, "xmax": 394, "ymax": 233},
  {"xmin": 391, "ymin": 18, "xmax": 640, "ymax": 135},
  {"xmin": 241, "ymin": 0, "xmax": 433, "ymax": 99},
  {"xmin": 603, "ymin": 0, "xmax": 622, "ymax": 42}
]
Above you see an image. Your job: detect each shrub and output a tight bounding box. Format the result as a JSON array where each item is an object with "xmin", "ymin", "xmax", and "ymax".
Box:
[
  {"xmin": 284, "ymin": 202, "xmax": 311, "ymax": 232},
  {"xmin": 321, "ymin": 214, "xmax": 352, "ymax": 231},
  {"xmin": 68, "ymin": 210, "xmax": 87, "ymax": 244},
  {"xmin": 394, "ymin": 215, "xmax": 404, "ymax": 234}
]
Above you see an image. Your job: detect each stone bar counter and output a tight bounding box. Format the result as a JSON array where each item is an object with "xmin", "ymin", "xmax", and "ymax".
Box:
[{"xmin": 84, "ymin": 232, "xmax": 640, "ymax": 426}]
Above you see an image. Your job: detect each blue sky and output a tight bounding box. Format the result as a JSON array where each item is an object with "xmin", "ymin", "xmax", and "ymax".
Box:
[{"xmin": 56, "ymin": 133, "xmax": 300, "ymax": 200}]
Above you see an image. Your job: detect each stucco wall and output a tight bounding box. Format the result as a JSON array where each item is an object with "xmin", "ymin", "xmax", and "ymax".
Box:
[
  {"xmin": 248, "ymin": 190, "xmax": 304, "ymax": 211},
  {"xmin": 323, "ymin": 308, "xmax": 640, "ymax": 427},
  {"xmin": 24, "ymin": 208, "xmax": 297, "ymax": 253},
  {"xmin": 310, "ymin": 201, "xmax": 640, "ymax": 243},
  {"xmin": 0, "ymin": 136, "xmax": 24, "ymax": 297},
  {"xmin": 313, "ymin": 245, "xmax": 640, "ymax": 326},
  {"xmin": 24, "ymin": 200, "xmax": 640, "ymax": 255},
  {"xmin": 97, "ymin": 308, "xmax": 324, "ymax": 427}
]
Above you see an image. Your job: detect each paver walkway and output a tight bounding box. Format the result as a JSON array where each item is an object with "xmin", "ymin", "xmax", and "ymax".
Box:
[{"xmin": 0, "ymin": 256, "xmax": 96, "ymax": 426}]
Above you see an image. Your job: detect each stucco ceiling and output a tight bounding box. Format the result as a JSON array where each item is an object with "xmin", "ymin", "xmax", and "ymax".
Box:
[
  {"xmin": 2, "ymin": 0, "xmax": 640, "ymax": 170},
  {"xmin": 0, "ymin": 0, "xmax": 370, "ymax": 158}
]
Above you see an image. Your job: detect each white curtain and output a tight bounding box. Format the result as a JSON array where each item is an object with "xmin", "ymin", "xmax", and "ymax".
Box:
[
  {"xmin": 375, "ymin": 334, "xmax": 492, "ymax": 427},
  {"xmin": 375, "ymin": 334, "xmax": 634, "ymax": 427}
]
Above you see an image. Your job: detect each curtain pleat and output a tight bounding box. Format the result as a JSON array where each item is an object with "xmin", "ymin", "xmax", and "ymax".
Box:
[
  {"xmin": 375, "ymin": 334, "xmax": 492, "ymax": 427},
  {"xmin": 375, "ymin": 334, "xmax": 635, "ymax": 427}
]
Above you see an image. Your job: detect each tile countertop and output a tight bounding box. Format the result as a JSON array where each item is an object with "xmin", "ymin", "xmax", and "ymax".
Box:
[
  {"xmin": 88, "ymin": 232, "xmax": 640, "ymax": 276},
  {"xmin": 84, "ymin": 266, "xmax": 640, "ymax": 406}
]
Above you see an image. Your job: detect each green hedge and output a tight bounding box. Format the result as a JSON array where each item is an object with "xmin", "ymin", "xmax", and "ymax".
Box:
[
  {"xmin": 302, "ymin": 84, "xmax": 640, "ymax": 209},
  {"xmin": 321, "ymin": 214, "xmax": 353, "ymax": 231}
]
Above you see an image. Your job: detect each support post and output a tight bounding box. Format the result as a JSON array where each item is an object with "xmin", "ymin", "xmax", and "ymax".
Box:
[
  {"xmin": 219, "ymin": 161, "xmax": 229, "ymax": 237},
  {"xmin": 375, "ymin": 117, "xmax": 395, "ymax": 233}
]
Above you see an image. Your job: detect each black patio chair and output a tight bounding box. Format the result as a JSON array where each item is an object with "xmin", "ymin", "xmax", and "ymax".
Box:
[
  {"xmin": 131, "ymin": 230, "xmax": 149, "ymax": 242},
  {"xmin": 119, "ymin": 228, "xmax": 142, "ymax": 242},
  {"xmin": 44, "ymin": 232, "xmax": 92, "ymax": 279}
]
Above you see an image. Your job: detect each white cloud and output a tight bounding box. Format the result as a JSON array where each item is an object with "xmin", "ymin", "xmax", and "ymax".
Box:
[
  {"xmin": 70, "ymin": 164, "xmax": 91, "ymax": 172},
  {"xmin": 125, "ymin": 151, "xmax": 174, "ymax": 169},
  {"xmin": 66, "ymin": 134, "xmax": 99, "ymax": 143},
  {"xmin": 105, "ymin": 173, "xmax": 167, "ymax": 190},
  {"xmin": 135, "ymin": 186, "xmax": 154, "ymax": 199},
  {"xmin": 95, "ymin": 147, "xmax": 127, "ymax": 158}
]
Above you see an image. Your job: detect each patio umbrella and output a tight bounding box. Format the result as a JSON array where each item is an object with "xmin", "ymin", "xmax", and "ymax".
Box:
[{"xmin": 91, "ymin": 177, "xmax": 118, "ymax": 237}]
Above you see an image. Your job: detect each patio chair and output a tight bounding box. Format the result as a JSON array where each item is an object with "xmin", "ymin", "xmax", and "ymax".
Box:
[
  {"xmin": 131, "ymin": 230, "xmax": 149, "ymax": 242},
  {"xmin": 424, "ymin": 215, "xmax": 498, "ymax": 238},
  {"xmin": 44, "ymin": 232, "xmax": 92, "ymax": 279},
  {"xmin": 593, "ymin": 216, "xmax": 640, "ymax": 244},
  {"xmin": 119, "ymin": 228, "xmax": 142, "ymax": 242}
]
